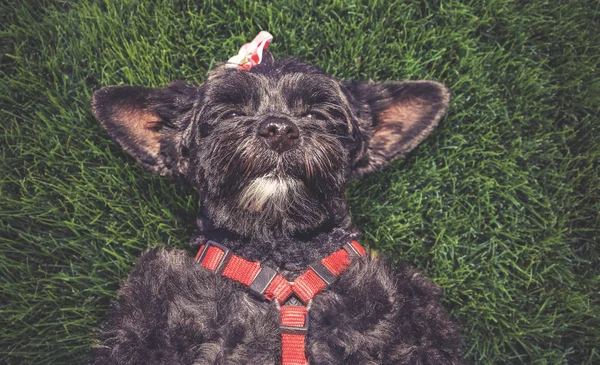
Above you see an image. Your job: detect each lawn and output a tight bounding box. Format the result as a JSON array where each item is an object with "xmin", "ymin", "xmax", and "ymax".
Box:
[{"xmin": 1, "ymin": 0, "xmax": 599, "ymax": 364}]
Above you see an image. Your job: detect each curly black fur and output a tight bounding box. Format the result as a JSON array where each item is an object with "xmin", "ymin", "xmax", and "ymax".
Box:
[
  {"xmin": 89, "ymin": 50, "xmax": 462, "ymax": 364},
  {"xmin": 89, "ymin": 246, "xmax": 462, "ymax": 365}
]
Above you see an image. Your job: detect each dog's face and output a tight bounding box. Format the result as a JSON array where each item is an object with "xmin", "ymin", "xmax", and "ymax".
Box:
[{"xmin": 92, "ymin": 54, "xmax": 450, "ymax": 239}]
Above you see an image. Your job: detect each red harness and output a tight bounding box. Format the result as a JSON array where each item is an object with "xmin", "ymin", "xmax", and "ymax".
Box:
[{"xmin": 195, "ymin": 240, "xmax": 367, "ymax": 365}]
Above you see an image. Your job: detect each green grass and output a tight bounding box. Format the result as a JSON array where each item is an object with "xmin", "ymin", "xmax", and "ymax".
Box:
[{"xmin": 1, "ymin": 0, "xmax": 599, "ymax": 363}]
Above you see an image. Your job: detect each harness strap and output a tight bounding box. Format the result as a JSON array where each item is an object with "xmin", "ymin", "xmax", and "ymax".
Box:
[
  {"xmin": 195, "ymin": 239, "xmax": 366, "ymax": 364},
  {"xmin": 280, "ymin": 305, "xmax": 310, "ymax": 365}
]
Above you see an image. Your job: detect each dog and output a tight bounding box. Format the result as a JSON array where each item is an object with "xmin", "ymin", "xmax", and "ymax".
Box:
[{"xmin": 88, "ymin": 34, "xmax": 462, "ymax": 365}]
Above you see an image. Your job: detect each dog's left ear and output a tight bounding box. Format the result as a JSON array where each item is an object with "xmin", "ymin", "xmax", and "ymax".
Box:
[
  {"xmin": 92, "ymin": 81, "xmax": 200, "ymax": 178},
  {"xmin": 346, "ymin": 81, "xmax": 450, "ymax": 178}
]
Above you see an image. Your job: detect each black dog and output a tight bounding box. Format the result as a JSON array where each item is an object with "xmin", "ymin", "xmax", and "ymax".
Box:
[{"xmin": 89, "ymin": 48, "xmax": 462, "ymax": 364}]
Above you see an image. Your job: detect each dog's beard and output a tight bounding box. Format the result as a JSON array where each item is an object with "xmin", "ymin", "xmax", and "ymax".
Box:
[
  {"xmin": 195, "ymin": 122, "xmax": 349, "ymax": 238},
  {"xmin": 236, "ymin": 131, "xmax": 345, "ymax": 211},
  {"xmin": 238, "ymin": 174, "xmax": 307, "ymax": 213}
]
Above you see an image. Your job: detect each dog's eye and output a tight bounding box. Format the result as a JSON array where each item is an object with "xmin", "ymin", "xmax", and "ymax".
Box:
[
  {"xmin": 222, "ymin": 112, "xmax": 244, "ymax": 120},
  {"xmin": 305, "ymin": 112, "xmax": 327, "ymax": 121}
]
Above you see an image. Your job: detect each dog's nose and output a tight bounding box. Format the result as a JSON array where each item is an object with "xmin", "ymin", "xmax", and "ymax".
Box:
[{"xmin": 257, "ymin": 118, "xmax": 300, "ymax": 153}]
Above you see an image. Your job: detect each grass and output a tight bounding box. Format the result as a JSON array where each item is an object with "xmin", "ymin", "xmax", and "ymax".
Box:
[{"xmin": 1, "ymin": 0, "xmax": 598, "ymax": 363}]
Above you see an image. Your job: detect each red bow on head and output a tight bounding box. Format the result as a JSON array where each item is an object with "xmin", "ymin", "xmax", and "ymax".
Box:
[{"xmin": 227, "ymin": 31, "xmax": 273, "ymax": 70}]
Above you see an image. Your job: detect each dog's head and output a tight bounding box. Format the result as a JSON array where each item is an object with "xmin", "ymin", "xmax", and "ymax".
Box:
[{"xmin": 92, "ymin": 52, "xmax": 449, "ymax": 240}]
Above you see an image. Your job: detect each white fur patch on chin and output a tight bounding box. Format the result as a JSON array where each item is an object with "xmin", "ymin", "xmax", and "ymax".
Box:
[{"xmin": 238, "ymin": 174, "xmax": 303, "ymax": 213}]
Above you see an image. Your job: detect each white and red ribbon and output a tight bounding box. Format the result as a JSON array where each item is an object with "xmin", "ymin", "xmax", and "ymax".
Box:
[{"xmin": 227, "ymin": 31, "xmax": 273, "ymax": 70}]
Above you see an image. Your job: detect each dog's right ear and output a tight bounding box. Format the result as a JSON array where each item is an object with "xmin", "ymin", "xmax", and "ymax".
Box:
[
  {"xmin": 345, "ymin": 80, "xmax": 450, "ymax": 178},
  {"xmin": 91, "ymin": 81, "xmax": 200, "ymax": 178}
]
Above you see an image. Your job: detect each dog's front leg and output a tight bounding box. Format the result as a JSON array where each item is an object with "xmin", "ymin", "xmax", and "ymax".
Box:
[{"xmin": 88, "ymin": 248, "xmax": 280, "ymax": 365}]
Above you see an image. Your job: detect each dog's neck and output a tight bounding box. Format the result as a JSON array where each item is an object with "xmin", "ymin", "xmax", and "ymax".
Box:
[{"xmin": 191, "ymin": 216, "xmax": 361, "ymax": 273}]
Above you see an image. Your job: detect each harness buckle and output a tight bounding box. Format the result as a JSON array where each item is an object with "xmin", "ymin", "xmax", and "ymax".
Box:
[
  {"xmin": 249, "ymin": 266, "xmax": 277, "ymax": 297},
  {"xmin": 308, "ymin": 261, "xmax": 337, "ymax": 286},
  {"xmin": 343, "ymin": 241, "xmax": 363, "ymax": 256},
  {"xmin": 195, "ymin": 240, "xmax": 232, "ymax": 275}
]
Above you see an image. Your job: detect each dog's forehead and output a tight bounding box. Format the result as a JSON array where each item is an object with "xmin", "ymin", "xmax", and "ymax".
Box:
[
  {"xmin": 205, "ymin": 67, "xmax": 344, "ymax": 112},
  {"xmin": 277, "ymin": 73, "xmax": 344, "ymax": 106}
]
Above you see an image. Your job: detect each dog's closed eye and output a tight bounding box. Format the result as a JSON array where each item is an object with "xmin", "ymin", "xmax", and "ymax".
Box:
[
  {"xmin": 221, "ymin": 111, "xmax": 244, "ymax": 120},
  {"xmin": 304, "ymin": 112, "xmax": 327, "ymax": 121}
]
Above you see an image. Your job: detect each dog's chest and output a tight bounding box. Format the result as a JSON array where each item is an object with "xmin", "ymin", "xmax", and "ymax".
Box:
[{"xmin": 117, "ymin": 249, "xmax": 401, "ymax": 364}]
